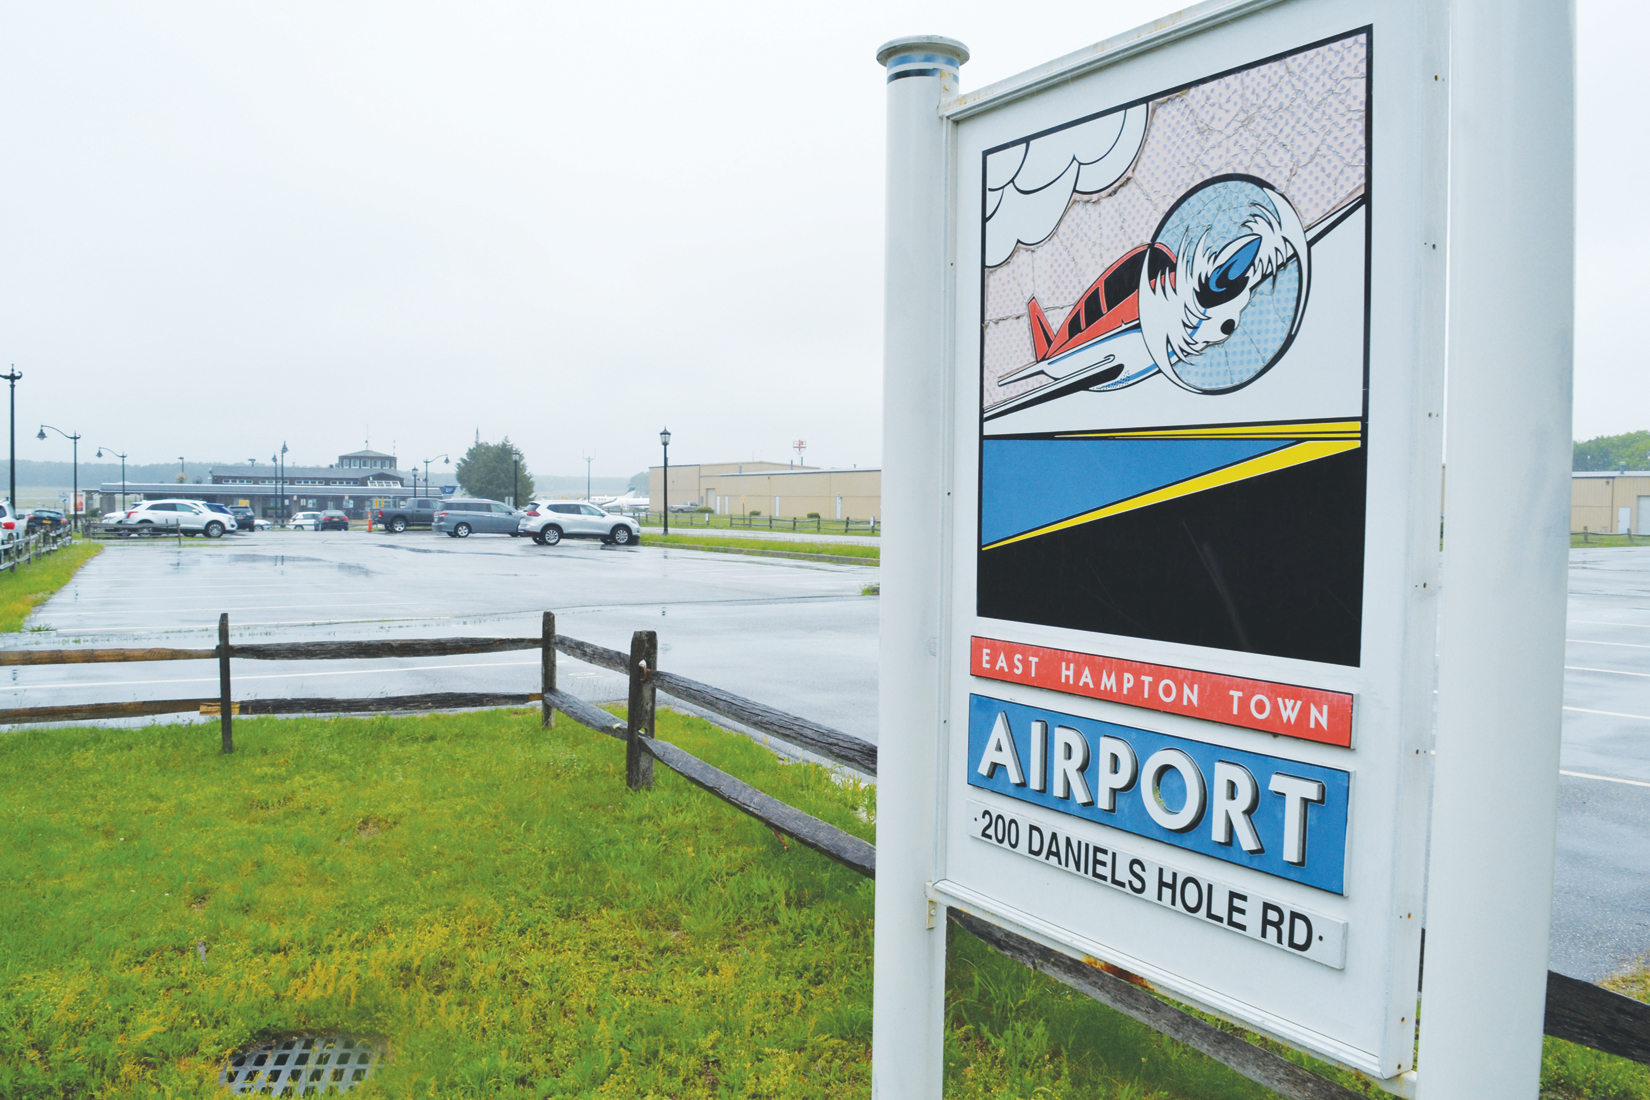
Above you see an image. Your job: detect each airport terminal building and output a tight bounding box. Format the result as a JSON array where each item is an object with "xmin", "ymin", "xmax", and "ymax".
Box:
[{"xmin": 98, "ymin": 449, "xmax": 423, "ymax": 520}]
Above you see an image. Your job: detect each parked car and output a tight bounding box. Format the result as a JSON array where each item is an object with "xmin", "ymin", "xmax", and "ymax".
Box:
[
  {"xmin": 290, "ymin": 511, "xmax": 322, "ymax": 531},
  {"xmin": 253, "ymin": 518, "xmax": 274, "ymax": 531},
  {"xmin": 0, "ymin": 499, "xmax": 16, "ymax": 543},
  {"xmin": 373, "ymin": 497, "xmax": 442, "ymax": 533},
  {"xmin": 114, "ymin": 499, "xmax": 229, "ymax": 538},
  {"xmin": 26, "ymin": 508, "xmax": 66, "ymax": 534},
  {"xmin": 229, "ymin": 506, "xmax": 257, "ymax": 531},
  {"xmin": 199, "ymin": 502, "xmax": 242, "ymax": 532},
  {"xmin": 519, "ymin": 501, "xmax": 641, "ymax": 547},
  {"xmin": 318, "ymin": 510, "xmax": 351, "ymax": 531},
  {"xmin": 432, "ymin": 499, "xmax": 524, "ymax": 538}
]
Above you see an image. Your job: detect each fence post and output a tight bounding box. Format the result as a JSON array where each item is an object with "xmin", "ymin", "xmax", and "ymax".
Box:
[
  {"xmin": 625, "ymin": 629, "xmax": 657, "ymax": 790},
  {"xmin": 542, "ymin": 610, "xmax": 556, "ymax": 729},
  {"xmin": 217, "ymin": 613, "xmax": 234, "ymax": 753}
]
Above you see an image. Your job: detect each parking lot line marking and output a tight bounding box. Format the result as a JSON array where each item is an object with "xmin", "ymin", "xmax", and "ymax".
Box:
[
  {"xmin": 1564, "ymin": 665, "xmax": 1650, "ymax": 677},
  {"xmin": 1560, "ymin": 770, "xmax": 1650, "ymax": 789},
  {"xmin": 1566, "ymin": 638, "xmax": 1650, "ymax": 649},
  {"xmin": 1569, "ymin": 619, "xmax": 1650, "ymax": 628},
  {"xmin": 1563, "ymin": 705, "xmax": 1650, "ymax": 722}
]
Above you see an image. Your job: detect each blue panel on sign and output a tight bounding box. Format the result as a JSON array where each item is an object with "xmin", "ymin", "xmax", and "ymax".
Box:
[
  {"xmin": 979, "ymin": 437, "xmax": 1286, "ymax": 546},
  {"xmin": 967, "ymin": 694, "xmax": 1349, "ymax": 893}
]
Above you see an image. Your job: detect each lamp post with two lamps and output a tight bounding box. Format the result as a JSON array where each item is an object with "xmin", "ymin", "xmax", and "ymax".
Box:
[
  {"xmin": 95, "ymin": 446, "xmax": 129, "ymax": 515},
  {"xmin": 420, "ymin": 455, "xmax": 449, "ymax": 499},
  {"xmin": 660, "ymin": 427, "xmax": 671, "ymax": 536},
  {"xmin": 36, "ymin": 425, "xmax": 81, "ymax": 531}
]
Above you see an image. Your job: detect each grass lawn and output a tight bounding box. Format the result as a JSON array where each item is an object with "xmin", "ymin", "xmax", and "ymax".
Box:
[
  {"xmin": 1573, "ymin": 533, "xmax": 1650, "ymax": 548},
  {"xmin": 0, "ymin": 538, "xmax": 101, "ymax": 632},
  {"xmin": 1, "ymin": 707, "xmax": 1644, "ymax": 1098},
  {"xmin": 649, "ymin": 533, "xmax": 879, "ymax": 561}
]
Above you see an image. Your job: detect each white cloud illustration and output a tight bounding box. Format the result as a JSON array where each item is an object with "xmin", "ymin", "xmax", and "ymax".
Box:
[{"xmin": 984, "ymin": 106, "xmax": 1148, "ymax": 268}]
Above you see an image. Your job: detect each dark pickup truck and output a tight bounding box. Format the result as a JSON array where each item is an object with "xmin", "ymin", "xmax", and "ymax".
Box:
[{"xmin": 373, "ymin": 498, "xmax": 443, "ymax": 532}]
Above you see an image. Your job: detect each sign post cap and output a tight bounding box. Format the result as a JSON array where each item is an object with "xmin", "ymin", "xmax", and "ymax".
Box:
[{"xmin": 876, "ymin": 35, "xmax": 969, "ymax": 68}]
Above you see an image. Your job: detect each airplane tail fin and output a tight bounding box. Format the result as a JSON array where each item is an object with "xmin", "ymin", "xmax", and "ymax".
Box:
[{"xmin": 1028, "ymin": 298, "xmax": 1055, "ymax": 361}]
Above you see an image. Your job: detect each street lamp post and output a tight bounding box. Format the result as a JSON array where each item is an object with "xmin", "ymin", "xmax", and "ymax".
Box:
[
  {"xmin": 274, "ymin": 442, "xmax": 287, "ymax": 526},
  {"xmin": 659, "ymin": 427, "xmax": 671, "ymax": 536},
  {"xmin": 95, "ymin": 446, "xmax": 129, "ymax": 513},
  {"xmin": 421, "ymin": 455, "xmax": 449, "ymax": 500},
  {"xmin": 584, "ymin": 451, "xmax": 594, "ymax": 503},
  {"xmin": 36, "ymin": 425, "xmax": 81, "ymax": 531},
  {"xmin": 3, "ymin": 366, "xmax": 21, "ymax": 510}
]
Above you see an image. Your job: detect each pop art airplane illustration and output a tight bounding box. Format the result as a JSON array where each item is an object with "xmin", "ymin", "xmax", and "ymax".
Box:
[
  {"xmin": 991, "ymin": 244, "xmax": 1173, "ymax": 418},
  {"xmin": 987, "ymin": 178, "xmax": 1319, "ymax": 422}
]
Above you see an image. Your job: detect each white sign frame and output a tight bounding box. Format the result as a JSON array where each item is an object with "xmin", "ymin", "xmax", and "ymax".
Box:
[
  {"xmin": 890, "ymin": 0, "xmax": 1450, "ymax": 1084},
  {"xmin": 874, "ymin": 0, "xmax": 1572, "ymax": 1094}
]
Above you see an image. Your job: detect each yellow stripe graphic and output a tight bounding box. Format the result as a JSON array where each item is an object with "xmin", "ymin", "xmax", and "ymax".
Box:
[
  {"xmin": 1058, "ymin": 420, "xmax": 1361, "ymax": 441},
  {"xmin": 982, "ymin": 439, "xmax": 1362, "ymax": 551}
]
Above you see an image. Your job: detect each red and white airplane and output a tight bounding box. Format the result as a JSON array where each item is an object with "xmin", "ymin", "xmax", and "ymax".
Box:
[{"xmin": 988, "ymin": 243, "xmax": 1176, "ymax": 420}]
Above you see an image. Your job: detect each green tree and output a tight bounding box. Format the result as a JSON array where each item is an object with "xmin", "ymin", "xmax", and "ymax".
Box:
[
  {"xmin": 1574, "ymin": 430, "xmax": 1650, "ymax": 471},
  {"xmin": 455, "ymin": 439, "xmax": 536, "ymax": 504}
]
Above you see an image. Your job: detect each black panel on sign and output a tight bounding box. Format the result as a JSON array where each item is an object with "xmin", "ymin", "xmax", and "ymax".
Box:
[{"xmin": 977, "ymin": 446, "xmax": 1366, "ymax": 666}]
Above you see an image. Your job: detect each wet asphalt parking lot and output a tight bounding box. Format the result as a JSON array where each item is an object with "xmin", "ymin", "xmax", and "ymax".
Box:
[
  {"xmin": 3, "ymin": 531, "xmax": 1647, "ymax": 980},
  {"xmin": 1550, "ymin": 550, "xmax": 1650, "ymax": 980},
  {"xmin": 0, "ymin": 529, "xmax": 879, "ymax": 742}
]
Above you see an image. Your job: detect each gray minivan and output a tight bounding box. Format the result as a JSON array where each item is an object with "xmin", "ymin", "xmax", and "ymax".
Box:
[{"xmin": 433, "ymin": 499, "xmax": 525, "ymax": 537}]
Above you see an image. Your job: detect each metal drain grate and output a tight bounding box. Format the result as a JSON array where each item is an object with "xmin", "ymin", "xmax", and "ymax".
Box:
[{"xmin": 219, "ymin": 1035, "xmax": 384, "ymax": 1095}]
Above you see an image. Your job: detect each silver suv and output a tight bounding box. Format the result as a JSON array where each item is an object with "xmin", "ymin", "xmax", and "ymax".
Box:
[
  {"xmin": 433, "ymin": 499, "xmax": 524, "ymax": 538},
  {"xmin": 519, "ymin": 501, "xmax": 641, "ymax": 547},
  {"xmin": 113, "ymin": 499, "xmax": 230, "ymax": 538}
]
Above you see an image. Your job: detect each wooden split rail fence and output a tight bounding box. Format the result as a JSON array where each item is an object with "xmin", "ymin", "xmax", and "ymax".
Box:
[
  {"xmin": 1, "ymin": 526, "xmax": 74, "ymax": 571},
  {"xmin": 643, "ymin": 512, "xmax": 880, "ymax": 535},
  {"xmin": 0, "ymin": 614, "xmax": 1643, "ymax": 1095}
]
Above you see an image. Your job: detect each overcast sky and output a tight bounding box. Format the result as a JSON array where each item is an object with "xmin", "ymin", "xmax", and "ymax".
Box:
[{"xmin": 0, "ymin": 1, "xmax": 1637, "ymax": 481}]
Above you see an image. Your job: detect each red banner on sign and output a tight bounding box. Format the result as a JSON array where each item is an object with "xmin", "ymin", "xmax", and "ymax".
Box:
[{"xmin": 970, "ymin": 637, "xmax": 1354, "ymax": 748}]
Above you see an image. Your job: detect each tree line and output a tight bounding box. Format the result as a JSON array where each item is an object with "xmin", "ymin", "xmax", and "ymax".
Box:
[{"xmin": 1574, "ymin": 430, "xmax": 1650, "ymax": 472}]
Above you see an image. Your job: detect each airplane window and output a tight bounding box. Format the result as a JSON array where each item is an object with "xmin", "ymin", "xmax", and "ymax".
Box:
[
  {"xmin": 1082, "ymin": 288, "xmax": 1103, "ymax": 327},
  {"xmin": 1104, "ymin": 251, "xmax": 1147, "ymax": 310}
]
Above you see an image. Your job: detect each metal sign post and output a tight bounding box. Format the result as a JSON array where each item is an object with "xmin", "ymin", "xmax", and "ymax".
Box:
[{"xmin": 873, "ymin": 1, "xmax": 1572, "ymax": 1097}]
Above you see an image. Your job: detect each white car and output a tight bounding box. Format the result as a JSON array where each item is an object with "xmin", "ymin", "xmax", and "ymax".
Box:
[
  {"xmin": 518, "ymin": 501, "xmax": 641, "ymax": 547},
  {"xmin": 114, "ymin": 499, "xmax": 231, "ymax": 538},
  {"xmin": 0, "ymin": 499, "xmax": 16, "ymax": 543},
  {"xmin": 290, "ymin": 512, "xmax": 322, "ymax": 531}
]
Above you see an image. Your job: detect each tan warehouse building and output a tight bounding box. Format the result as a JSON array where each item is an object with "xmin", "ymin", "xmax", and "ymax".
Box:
[
  {"xmin": 648, "ymin": 461, "xmax": 796, "ymax": 512},
  {"xmin": 650, "ymin": 462, "xmax": 881, "ymax": 520},
  {"xmin": 1573, "ymin": 471, "xmax": 1650, "ymax": 534}
]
